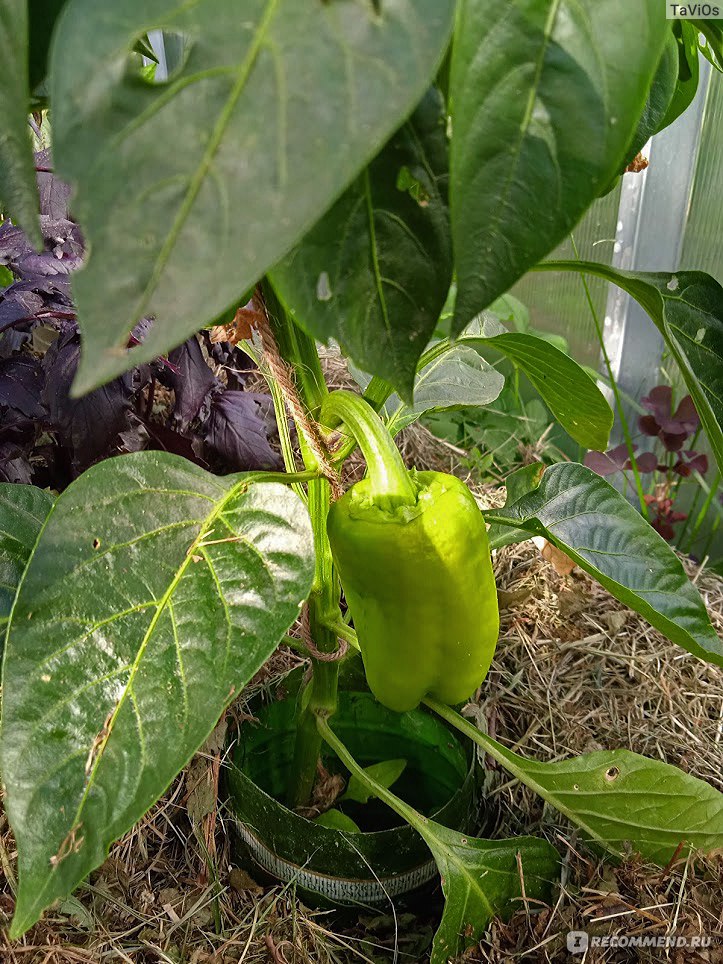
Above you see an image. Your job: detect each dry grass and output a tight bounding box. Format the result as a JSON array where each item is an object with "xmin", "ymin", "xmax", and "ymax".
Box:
[{"xmin": 1, "ymin": 356, "xmax": 722, "ymax": 962}]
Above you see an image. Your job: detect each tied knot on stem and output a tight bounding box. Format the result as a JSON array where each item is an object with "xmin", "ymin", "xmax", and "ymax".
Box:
[{"xmin": 300, "ymin": 604, "xmax": 349, "ymax": 663}]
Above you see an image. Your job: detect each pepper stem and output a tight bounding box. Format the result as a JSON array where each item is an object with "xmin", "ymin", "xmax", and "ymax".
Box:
[{"xmin": 320, "ymin": 390, "xmax": 417, "ymax": 509}]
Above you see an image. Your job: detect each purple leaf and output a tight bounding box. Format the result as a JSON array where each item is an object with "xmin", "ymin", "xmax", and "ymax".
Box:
[
  {"xmin": 35, "ymin": 149, "xmax": 72, "ymax": 221},
  {"xmin": 42, "ymin": 330, "xmax": 134, "ymax": 472},
  {"xmin": 641, "ymin": 385, "xmax": 672, "ymax": 420},
  {"xmin": 629, "ymin": 451, "xmax": 658, "ymax": 473},
  {"xmin": 660, "ymin": 430, "xmax": 687, "ymax": 453},
  {"xmin": 0, "ymin": 357, "xmax": 46, "ymax": 419},
  {"xmin": 166, "ymin": 336, "xmax": 220, "ymax": 430},
  {"xmin": 638, "ymin": 414, "xmax": 661, "ymax": 437},
  {"xmin": 204, "ymin": 390, "xmax": 281, "ymax": 472}
]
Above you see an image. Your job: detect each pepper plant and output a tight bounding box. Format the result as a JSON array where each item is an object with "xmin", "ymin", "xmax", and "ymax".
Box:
[{"xmin": 1, "ymin": 2, "xmax": 723, "ymax": 959}]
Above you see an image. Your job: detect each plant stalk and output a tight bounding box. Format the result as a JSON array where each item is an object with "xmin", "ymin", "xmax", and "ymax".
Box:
[{"xmin": 261, "ymin": 286, "xmax": 345, "ymax": 809}]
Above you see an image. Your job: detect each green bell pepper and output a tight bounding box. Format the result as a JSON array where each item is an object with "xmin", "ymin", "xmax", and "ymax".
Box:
[{"xmin": 321, "ymin": 390, "xmax": 499, "ymax": 713}]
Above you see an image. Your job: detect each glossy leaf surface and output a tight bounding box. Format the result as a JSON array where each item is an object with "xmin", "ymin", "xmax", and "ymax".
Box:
[
  {"xmin": 489, "ymin": 462, "xmax": 723, "ymax": 666},
  {"xmin": 449, "ymin": 0, "xmax": 668, "ymax": 330},
  {"xmin": 50, "ymin": 0, "xmax": 455, "ymax": 394},
  {"xmin": 0, "ymin": 483, "xmax": 54, "ymax": 637},
  {"xmin": 2, "ymin": 452, "xmax": 314, "ymax": 936}
]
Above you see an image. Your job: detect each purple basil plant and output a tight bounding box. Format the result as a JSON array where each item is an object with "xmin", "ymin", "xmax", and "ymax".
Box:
[
  {"xmin": 584, "ymin": 386, "xmax": 708, "ymax": 542},
  {"xmin": 0, "ymin": 148, "xmax": 283, "ymax": 491}
]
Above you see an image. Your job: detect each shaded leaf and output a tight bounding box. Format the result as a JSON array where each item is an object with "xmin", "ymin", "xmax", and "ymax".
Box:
[
  {"xmin": 0, "ymin": 482, "xmax": 54, "ymax": 635},
  {"xmin": 204, "ymin": 390, "xmax": 281, "ymax": 472},
  {"xmin": 488, "ymin": 462, "xmax": 723, "ymax": 666},
  {"xmin": 313, "ymin": 809, "xmax": 361, "ymax": 834},
  {"xmin": 343, "ymin": 759, "xmax": 407, "ymax": 806},
  {"xmin": 538, "ymin": 264, "xmax": 723, "ymax": 476},
  {"xmin": 165, "ymin": 336, "xmax": 219, "ymax": 431},
  {"xmin": 661, "ymin": 21, "xmax": 701, "ymax": 130},
  {"xmin": 449, "ymin": 0, "xmax": 668, "ymax": 330},
  {"xmin": 623, "ymin": 28, "xmax": 678, "ymax": 168},
  {"xmin": 41, "ymin": 329, "xmax": 135, "ymax": 473},
  {"xmin": 487, "ymin": 463, "xmax": 543, "ymax": 551},
  {"xmin": 429, "ymin": 705, "xmax": 723, "ymax": 867},
  {"xmin": 50, "ymin": 0, "xmax": 456, "ymax": 394},
  {"xmin": 1, "ymin": 451, "xmax": 314, "ymax": 936},
  {"xmin": 271, "ymin": 87, "xmax": 452, "ymax": 400},
  {"xmin": 28, "ymin": 0, "xmax": 66, "ymax": 92},
  {"xmin": 0, "ymin": 0, "xmax": 41, "ymax": 246}
]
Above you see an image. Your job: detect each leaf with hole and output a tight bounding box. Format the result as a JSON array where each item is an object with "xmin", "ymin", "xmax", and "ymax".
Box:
[
  {"xmin": 50, "ymin": 0, "xmax": 456, "ymax": 395},
  {"xmin": 538, "ymin": 263, "xmax": 723, "ymax": 477},
  {"xmin": 429, "ymin": 703, "xmax": 723, "ymax": 867},
  {"xmin": 1, "ymin": 451, "xmax": 314, "ymax": 937},
  {"xmin": 449, "ymin": 0, "xmax": 668, "ymax": 330},
  {"xmin": 270, "ymin": 87, "xmax": 452, "ymax": 401},
  {"xmin": 488, "ymin": 462, "xmax": 723, "ymax": 666}
]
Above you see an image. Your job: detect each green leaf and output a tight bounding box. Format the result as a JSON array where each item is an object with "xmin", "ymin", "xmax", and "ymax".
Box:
[
  {"xmin": 538, "ymin": 263, "xmax": 723, "ymax": 476},
  {"xmin": 426, "ymin": 829, "xmax": 559, "ymax": 964},
  {"xmin": 623, "ymin": 28, "xmax": 679, "ymax": 167},
  {"xmin": 28, "ymin": 0, "xmax": 65, "ymax": 93},
  {"xmin": 343, "ymin": 758, "xmax": 407, "ymax": 805},
  {"xmin": 387, "ymin": 342, "xmax": 505, "ymax": 433},
  {"xmin": 270, "ymin": 87, "xmax": 452, "ymax": 401},
  {"xmin": 317, "ymin": 716, "xmax": 559, "ymax": 963},
  {"xmin": 477, "ymin": 332, "xmax": 613, "ymax": 450},
  {"xmin": 487, "ymin": 463, "xmax": 543, "ymax": 550},
  {"xmin": 488, "ymin": 462, "xmax": 723, "ymax": 667},
  {"xmin": 449, "ymin": 0, "xmax": 668, "ymax": 330},
  {"xmin": 660, "ymin": 21, "xmax": 701, "ymax": 131},
  {"xmin": 313, "ymin": 809, "xmax": 361, "ymax": 834},
  {"xmin": 50, "ymin": 0, "xmax": 456, "ymax": 396},
  {"xmin": 0, "ymin": 0, "xmax": 41, "ymax": 246},
  {"xmin": 428, "ymin": 702, "xmax": 723, "ymax": 867},
  {"xmin": 695, "ymin": 20, "xmax": 723, "ymax": 71},
  {"xmin": 1, "ymin": 452, "xmax": 314, "ymax": 937},
  {"xmin": 0, "ymin": 484, "xmax": 54, "ymax": 640},
  {"xmin": 0, "ymin": 263, "xmax": 14, "ymax": 287}
]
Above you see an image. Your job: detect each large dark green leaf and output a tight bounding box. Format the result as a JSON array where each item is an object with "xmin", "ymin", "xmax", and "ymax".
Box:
[
  {"xmin": 1, "ymin": 452, "xmax": 314, "ymax": 937},
  {"xmin": 50, "ymin": 0, "xmax": 455, "ymax": 396},
  {"xmin": 538, "ymin": 263, "xmax": 723, "ymax": 476},
  {"xmin": 0, "ymin": 484, "xmax": 54, "ymax": 639},
  {"xmin": 270, "ymin": 87, "xmax": 452, "ymax": 401},
  {"xmin": 429, "ymin": 702, "xmax": 723, "ymax": 867},
  {"xmin": 487, "ymin": 462, "xmax": 723, "ymax": 667},
  {"xmin": 0, "ymin": 0, "xmax": 41, "ymax": 246},
  {"xmin": 449, "ymin": 0, "xmax": 668, "ymax": 331}
]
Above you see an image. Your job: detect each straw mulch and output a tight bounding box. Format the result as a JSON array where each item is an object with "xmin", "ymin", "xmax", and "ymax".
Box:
[{"xmin": 1, "ymin": 408, "xmax": 722, "ymax": 962}]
